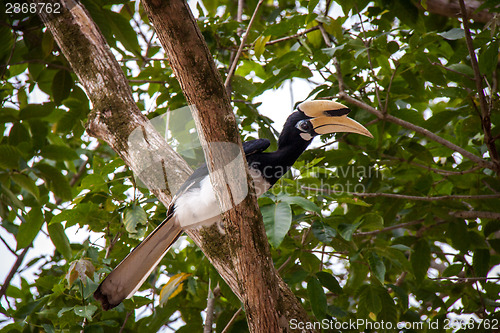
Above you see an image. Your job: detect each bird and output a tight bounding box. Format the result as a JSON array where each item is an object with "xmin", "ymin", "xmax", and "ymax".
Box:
[{"xmin": 94, "ymin": 100, "xmax": 373, "ymax": 310}]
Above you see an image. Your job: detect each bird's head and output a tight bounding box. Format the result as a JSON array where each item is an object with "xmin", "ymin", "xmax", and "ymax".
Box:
[{"xmin": 280, "ymin": 100, "xmax": 373, "ymax": 146}]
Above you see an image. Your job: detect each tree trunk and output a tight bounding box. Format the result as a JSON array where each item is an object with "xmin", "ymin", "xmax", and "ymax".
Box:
[{"xmin": 36, "ymin": 0, "xmax": 314, "ymax": 331}]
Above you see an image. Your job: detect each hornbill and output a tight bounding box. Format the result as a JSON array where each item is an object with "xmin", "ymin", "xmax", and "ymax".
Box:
[{"xmin": 94, "ymin": 100, "xmax": 373, "ymax": 310}]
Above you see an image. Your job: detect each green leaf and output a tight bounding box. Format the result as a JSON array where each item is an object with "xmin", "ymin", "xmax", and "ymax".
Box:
[
  {"xmin": 0, "ymin": 145, "xmax": 21, "ymax": 169},
  {"xmin": 443, "ymin": 263, "xmax": 463, "ymax": 277},
  {"xmin": 11, "ymin": 173, "xmax": 40, "ymax": 199},
  {"xmin": 16, "ymin": 208, "xmax": 44, "ymax": 250},
  {"xmin": 473, "ymin": 249, "xmax": 490, "ymax": 277},
  {"xmin": 40, "ymin": 144, "xmax": 78, "ymax": 161},
  {"xmin": 411, "ymin": 239, "xmax": 430, "ymax": 282},
  {"xmin": 280, "ymin": 195, "xmax": 321, "ymax": 214},
  {"xmin": 123, "ymin": 205, "xmax": 148, "ymax": 234},
  {"xmin": 362, "ymin": 213, "xmax": 384, "ymax": 231},
  {"xmin": 339, "ymin": 220, "xmax": 363, "ymax": 241},
  {"xmin": 35, "ymin": 163, "xmax": 73, "ymax": 201},
  {"xmin": 316, "ymin": 271, "xmax": 342, "ymax": 294},
  {"xmin": 41, "ymin": 324, "xmax": 55, "ymax": 333},
  {"xmin": 74, "ymin": 304, "xmax": 98, "ymax": 321},
  {"xmin": 80, "ymin": 174, "xmax": 108, "ymax": 193},
  {"xmin": 438, "ymin": 28, "xmax": 464, "ymax": 40},
  {"xmin": 107, "ymin": 11, "xmax": 141, "ymax": 54},
  {"xmin": 367, "ymin": 252, "xmax": 386, "ymax": 284},
  {"xmin": 51, "ymin": 70, "xmax": 73, "ymax": 105},
  {"xmin": 307, "ymin": 277, "xmax": 327, "ymax": 319},
  {"xmin": 479, "ymin": 41, "xmax": 499, "ymax": 75},
  {"xmin": 8, "ymin": 122, "xmax": 30, "ymax": 146},
  {"xmin": 358, "ymin": 285, "xmax": 382, "ymax": 315},
  {"xmin": 308, "ymin": 0, "xmax": 320, "ymax": 14},
  {"xmin": 262, "ymin": 201, "xmax": 292, "ymax": 248},
  {"xmin": 47, "ymin": 222, "xmax": 72, "ymax": 260},
  {"xmin": 254, "ymin": 35, "xmax": 271, "ymax": 59},
  {"xmin": 13, "ymin": 295, "xmax": 49, "ymax": 319},
  {"xmin": 311, "ymin": 221, "xmax": 336, "ymax": 243},
  {"xmin": 19, "ymin": 103, "xmax": 55, "ymax": 119}
]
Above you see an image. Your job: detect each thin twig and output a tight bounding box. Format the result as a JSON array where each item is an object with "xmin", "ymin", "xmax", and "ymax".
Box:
[
  {"xmin": 382, "ymin": 154, "xmax": 482, "ymax": 176},
  {"xmin": 0, "ymin": 235, "xmax": 16, "ymax": 255},
  {"xmin": 0, "ymin": 246, "xmax": 30, "ymax": 300},
  {"xmin": 383, "ymin": 65, "xmax": 398, "ymax": 114},
  {"xmin": 224, "ymin": 0, "xmax": 264, "ymax": 88},
  {"xmin": 459, "ymin": 0, "xmax": 500, "ymax": 171},
  {"xmin": 351, "ymin": 192, "xmax": 500, "ymax": 201},
  {"xmin": 277, "ymin": 256, "xmax": 293, "ymax": 273},
  {"xmin": 301, "ymin": 187, "xmax": 500, "ymax": 201},
  {"xmin": 204, "ymin": 279, "xmax": 216, "ymax": 333},
  {"xmin": 353, "ymin": 219, "xmax": 425, "ymax": 237},
  {"xmin": 431, "ymin": 61, "xmax": 475, "ymax": 81},
  {"xmin": 265, "ymin": 26, "xmax": 320, "ymax": 46},
  {"xmin": 451, "ymin": 211, "xmax": 500, "ymax": 220},
  {"xmin": 431, "ymin": 276, "xmax": 500, "ymax": 281},
  {"xmin": 355, "ymin": 6, "xmax": 383, "ymax": 111},
  {"xmin": 337, "ymin": 92, "xmax": 496, "ymax": 171},
  {"xmin": 221, "ymin": 308, "xmax": 243, "ymax": 333},
  {"xmin": 118, "ymin": 311, "xmax": 133, "ymax": 333}
]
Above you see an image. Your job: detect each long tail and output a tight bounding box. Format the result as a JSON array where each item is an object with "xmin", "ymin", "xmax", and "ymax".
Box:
[{"xmin": 94, "ymin": 213, "xmax": 182, "ymax": 310}]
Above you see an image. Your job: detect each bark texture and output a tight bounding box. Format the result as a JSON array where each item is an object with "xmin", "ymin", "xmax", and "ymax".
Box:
[
  {"xmin": 36, "ymin": 0, "xmax": 314, "ymax": 331},
  {"xmin": 141, "ymin": 1, "xmax": 313, "ymax": 331}
]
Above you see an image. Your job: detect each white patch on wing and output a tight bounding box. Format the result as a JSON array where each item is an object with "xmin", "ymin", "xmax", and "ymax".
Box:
[{"xmin": 173, "ymin": 169, "xmax": 271, "ymax": 229}]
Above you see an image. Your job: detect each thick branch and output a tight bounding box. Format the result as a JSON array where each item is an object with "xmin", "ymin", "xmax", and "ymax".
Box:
[{"xmin": 141, "ymin": 1, "xmax": 312, "ymax": 331}]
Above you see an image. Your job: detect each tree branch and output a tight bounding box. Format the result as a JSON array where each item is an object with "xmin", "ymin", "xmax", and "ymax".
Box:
[
  {"xmin": 337, "ymin": 92, "xmax": 498, "ymax": 172},
  {"xmin": 301, "ymin": 187, "xmax": 500, "ymax": 201},
  {"xmin": 459, "ymin": 0, "xmax": 500, "ymax": 172},
  {"xmin": 0, "ymin": 246, "xmax": 30, "ymax": 300},
  {"xmin": 351, "ymin": 192, "xmax": 500, "ymax": 201},
  {"xmin": 141, "ymin": 1, "xmax": 312, "ymax": 331},
  {"xmin": 354, "ymin": 219, "xmax": 425, "ymax": 237},
  {"xmin": 451, "ymin": 211, "xmax": 500, "ymax": 220},
  {"xmin": 225, "ymin": 0, "xmax": 264, "ymax": 88},
  {"xmin": 37, "ymin": 0, "xmax": 313, "ymax": 330},
  {"xmin": 265, "ymin": 26, "xmax": 320, "ymax": 46}
]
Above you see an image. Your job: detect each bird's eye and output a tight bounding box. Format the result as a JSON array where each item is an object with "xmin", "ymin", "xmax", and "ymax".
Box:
[{"xmin": 295, "ymin": 119, "xmax": 311, "ymax": 132}]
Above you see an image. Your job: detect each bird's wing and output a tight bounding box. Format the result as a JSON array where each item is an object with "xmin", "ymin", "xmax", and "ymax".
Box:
[
  {"xmin": 174, "ymin": 139, "xmax": 270, "ymax": 195},
  {"xmin": 243, "ymin": 138, "xmax": 270, "ymax": 156}
]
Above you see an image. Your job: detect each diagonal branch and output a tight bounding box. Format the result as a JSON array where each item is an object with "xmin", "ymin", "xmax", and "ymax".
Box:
[
  {"xmin": 224, "ymin": 0, "xmax": 264, "ymax": 88},
  {"xmin": 0, "ymin": 246, "xmax": 29, "ymax": 300},
  {"xmin": 459, "ymin": 0, "xmax": 500, "ymax": 172},
  {"xmin": 337, "ymin": 92, "xmax": 497, "ymax": 171}
]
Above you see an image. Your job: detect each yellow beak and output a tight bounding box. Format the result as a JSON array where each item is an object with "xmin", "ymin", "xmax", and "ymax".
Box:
[
  {"xmin": 310, "ymin": 116, "xmax": 374, "ymax": 138},
  {"xmin": 298, "ymin": 100, "xmax": 373, "ymax": 138}
]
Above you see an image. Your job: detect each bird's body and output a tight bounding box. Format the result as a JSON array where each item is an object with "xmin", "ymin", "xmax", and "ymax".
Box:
[{"xmin": 94, "ymin": 100, "xmax": 373, "ymax": 310}]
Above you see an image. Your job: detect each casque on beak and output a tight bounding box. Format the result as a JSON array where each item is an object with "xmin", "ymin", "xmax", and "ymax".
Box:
[{"xmin": 298, "ymin": 100, "xmax": 374, "ymax": 138}]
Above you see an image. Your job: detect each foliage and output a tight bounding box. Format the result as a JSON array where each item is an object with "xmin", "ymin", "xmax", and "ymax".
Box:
[{"xmin": 1, "ymin": 0, "xmax": 500, "ymax": 332}]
